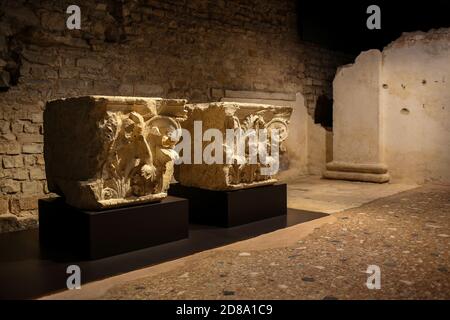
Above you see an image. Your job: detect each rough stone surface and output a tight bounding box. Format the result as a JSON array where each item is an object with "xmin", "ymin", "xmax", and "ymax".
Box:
[
  {"xmin": 324, "ymin": 49, "xmax": 388, "ymax": 183},
  {"xmin": 44, "ymin": 96, "xmax": 186, "ymax": 210},
  {"xmin": 175, "ymin": 102, "xmax": 292, "ymax": 190},
  {"xmin": 219, "ymin": 92, "xmax": 311, "ymax": 180},
  {"xmin": 101, "ymin": 185, "xmax": 450, "ymax": 300},
  {"xmin": 382, "ymin": 28, "xmax": 450, "ymax": 184},
  {"xmin": 0, "ymin": 0, "xmax": 351, "ymax": 231},
  {"xmin": 326, "ymin": 28, "xmax": 450, "ymax": 184}
]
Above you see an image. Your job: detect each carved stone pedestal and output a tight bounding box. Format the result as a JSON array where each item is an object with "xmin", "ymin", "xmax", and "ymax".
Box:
[
  {"xmin": 39, "ymin": 196, "xmax": 189, "ymax": 259},
  {"xmin": 168, "ymin": 183, "xmax": 287, "ymax": 227}
]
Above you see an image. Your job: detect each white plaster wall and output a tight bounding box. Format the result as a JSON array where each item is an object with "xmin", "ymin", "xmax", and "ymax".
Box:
[
  {"xmin": 382, "ymin": 30, "xmax": 450, "ymax": 183},
  {"xmin": 333, "ymin": 50, "xmax": 383, "ymax": 164},
  {"xmin": 307, "ymin": 116, "xmax": 332, "ymax": 175}
]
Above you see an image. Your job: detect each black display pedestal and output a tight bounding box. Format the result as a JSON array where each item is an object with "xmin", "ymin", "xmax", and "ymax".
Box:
[
  {"xmin": 168, "ymin": 183, "xmax": 287, "ymax": 227},
  {"xmin": 39, "ymin": 196, "xmax": 189, "ymax": 260}
]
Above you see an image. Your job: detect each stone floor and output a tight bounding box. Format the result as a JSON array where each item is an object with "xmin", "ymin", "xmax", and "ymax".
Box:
[
  {"xmin": 43, "ymin": 178, "xmax": 450, "ymax": 300},
  {"xmin": 286, "ymin": 175, "xmax": 417, "ymax": 213}
]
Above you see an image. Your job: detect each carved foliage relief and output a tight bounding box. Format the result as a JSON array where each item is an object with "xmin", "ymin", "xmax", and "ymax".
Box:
[
  {"xmin": 44, "ymin": 96, "xmax": 186, "ymax": 210},
  {"xmin": 176, "ymin": 102, "xmax": 292, "ymax": 191}
]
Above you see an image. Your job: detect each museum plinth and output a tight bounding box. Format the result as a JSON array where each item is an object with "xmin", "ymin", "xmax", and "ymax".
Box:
[
  {"xmin": 168, "ymin": 183, "xmax": 287, "ymax": 227},
  {"xmin": 39, "ymin": 196, "xmax": 189, "ymax": 259}
]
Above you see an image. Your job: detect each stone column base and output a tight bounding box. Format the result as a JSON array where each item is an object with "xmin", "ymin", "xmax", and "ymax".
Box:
[{"xmin": 323, "ymin": 161, "xmax": 390, "ymax": 183}]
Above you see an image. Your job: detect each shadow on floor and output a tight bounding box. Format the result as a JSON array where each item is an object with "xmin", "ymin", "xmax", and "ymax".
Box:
[{"xmin": 0, "ymin": 208, "xmax": 327, "ymax": 299}]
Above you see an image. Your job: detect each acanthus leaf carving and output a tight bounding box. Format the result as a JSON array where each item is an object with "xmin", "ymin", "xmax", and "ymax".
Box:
[{"xmin": 44, "ymin": 96, "xmax": 187, "ymax": 210}]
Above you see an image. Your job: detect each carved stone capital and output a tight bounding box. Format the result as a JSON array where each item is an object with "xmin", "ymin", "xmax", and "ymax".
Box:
[
  {"xmin": 175, "ymin": 102, "xmax": 292, "ymax": 190},
  {"xmin": 44, "ymin": 96, "xmax": 187, "ymax": 210}
]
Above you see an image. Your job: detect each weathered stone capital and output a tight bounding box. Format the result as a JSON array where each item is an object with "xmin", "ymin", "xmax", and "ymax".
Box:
[
  {"xmin": 175, "ymin": 102, "xmax": 292, "ymax": 190},
  {"xmin": 44, "ymin": 96, "xmax": 187, "ymax": 210}
]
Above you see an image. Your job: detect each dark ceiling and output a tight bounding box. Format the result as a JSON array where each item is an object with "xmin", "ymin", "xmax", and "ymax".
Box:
[{"xmin": 296, "ymin": 0, "xmax": 450, "ymax": 54}]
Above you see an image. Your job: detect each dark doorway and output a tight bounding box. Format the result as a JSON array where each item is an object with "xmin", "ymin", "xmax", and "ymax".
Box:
[{"xmin": 314, "ymin": 95, "xmax": 333, "ymax": 129}]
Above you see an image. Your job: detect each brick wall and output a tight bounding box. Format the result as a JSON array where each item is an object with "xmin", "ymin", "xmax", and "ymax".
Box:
[{"xmin": 0, "ymin": 0, "xmax": 351, "ymax": 232}]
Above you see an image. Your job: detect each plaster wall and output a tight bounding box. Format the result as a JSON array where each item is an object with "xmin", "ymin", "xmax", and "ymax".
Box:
[
  {"xmin": 327, "ymin": 28, "xmax": 450, "ymax": 184},
  {"xmin": 332, "ymin": 50, "xmax": 383, "ymax": 164},
  {"xmin": 382, "ymin": 30, "xmax": 450, "ymax": 183},
  {"xmin": 306, "ymin": 116, "xmax": 331, "ymax": 175}
]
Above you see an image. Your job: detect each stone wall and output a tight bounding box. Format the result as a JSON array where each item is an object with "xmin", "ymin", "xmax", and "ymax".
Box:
[
  {"xmin": 0, "ymin": 0, "xmax": 351, "ymax": 232},
  {"xmin": 324, "ymin": 28, "xmax": 450, "ymax": 184},
  {"xmin": 382, "ymin": 28, "xmax": 450, "ymax": 183}
]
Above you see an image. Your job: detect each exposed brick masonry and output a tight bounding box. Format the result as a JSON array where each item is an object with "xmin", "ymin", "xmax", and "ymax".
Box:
[{"xmin": 0, "ymin": 0, "xmax": 351, "ymax": 232}]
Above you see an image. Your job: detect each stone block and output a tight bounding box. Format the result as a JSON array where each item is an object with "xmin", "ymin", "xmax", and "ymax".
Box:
[
  {"xmin": 35, "ymin": 154, "xmax": 45, "ymax": 165},
  {"xmin": 0, "ymin": 142, "xmax": 21, "ymax": 155},
  {"xmin": 118, "ymin": 84, "xmax": 134, "ymax": 96},
  {"xmin": 4, "ymin": 168, "xmax": 28, "ymax": 180},
  {"xmin": 21, "ymin": 181, "xmax": 42, "ymax": 194},
  {"xmin": 222, "ymin": 90, "xmax": 296, "ymax": 101},
  {"xmin": 0, "ymin": 120, "xmax": 10, "ymax": 134},
  {"xmin": 9, "ymin": 198, "xmax": 20, "ymax": 214},
  {"xmin": 76, "ymin": 58, "xmax": 104, "ymax": 69},
  {"xmin": 44, "ymin": 96, "xmax": 187, "ymax": 210},
  {"xmin": 40, "ymin": 11, "xmax": 66, "ymax": 31},
  {"xmin": 0, "ymin": 196, "xmax": 8, "ymax": 214},
  {"xmin": 1, "ymin": 132, "xmax": 16, "ymax": 141},
  {"xmin": 210, "ymin": 88, "xmax": 224, "ymax": 99},
  {"xmin": 3, "ymin": 155, "xmax": 23, "ymax": 168},
  {"xmin": 134, "ymin": 84, "xmax": 164, "ymax": 96},
  {"xmin": 24, "ymin": 123, "xmax": 40, "ymax": 134},
  {"xmin": 22, "ymin": 143, "xmax": 43, "ymax": 154},
  {"xmin": 19, "ymin": 196, "xmax": 39, "ymax": 211},
  {"xmin": 175, "ymin": 102, "xmax": 292, "ymax": 191},
  {"xmin": 11, "ymin": 122, "xmax": 24, "ymax": 134},
  {"xmin": 23, "ymin": 155, "xmax": 35, "ymax": 166},
  {"xmin": 30, "ymin": 113, "xmax": 43, "ymax": 123},
  {"xmin": 29, "ymin": 167, "xmax": 46, "ymax": 180},
  {"xmin": 16, "ymin": 133, "xmax": 43, "ymax": 143},
  {"xmin": 1, "ymin": 179, "xmax": 20, "ymax": 194},
  {"xmin": 59, "ymin": 68, "xmax": 79, "ymax": 78}
]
